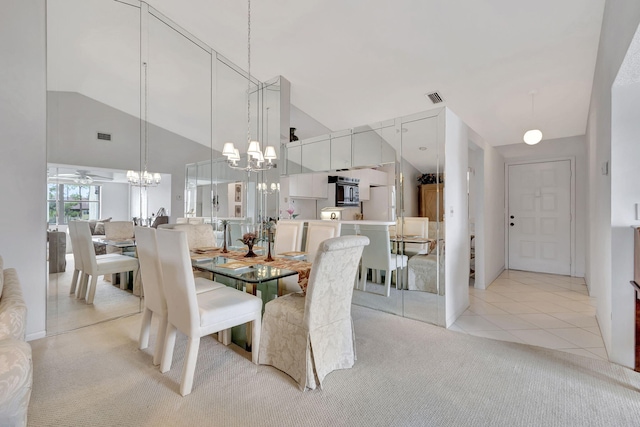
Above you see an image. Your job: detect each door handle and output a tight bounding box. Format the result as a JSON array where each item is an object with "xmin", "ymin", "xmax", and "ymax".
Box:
[{"xmin": 510, "ymin": 223, "xmax": 514, "ymax": 226}]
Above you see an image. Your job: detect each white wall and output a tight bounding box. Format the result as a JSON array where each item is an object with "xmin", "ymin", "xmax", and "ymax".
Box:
[
  {"xmin": 0, "ymin": 0, "xmax": 47, "ymax": 339},
  {"xmin": 100, "ymin": 182, "xmax": 131, "ymax": 221},
  {"xmin": 444, "ymin": 108, "xmax": 470, "ymax": 326},
  {"xmin": 481, "ymin": 143, "xmax": 506, "ymax": 288},
  {"xmin": 586, "ymin": 0, "xmax": 640, "ymax": 368},
  {"xmin": 496, "ymin": 135, "xmax": 587, "ymax": 278}
]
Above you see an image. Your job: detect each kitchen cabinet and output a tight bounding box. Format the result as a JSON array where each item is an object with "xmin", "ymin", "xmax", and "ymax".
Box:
[
  {"xmin": 286, "ymin": 173, "xmax": 328, "ymax": 199},
  {"xmin": 301, "ymin": 138, "xmax": 330, "ymax": 172},
  {"xmin": 418, "ymin": 183, "xmax": 443, "ymax": 221},
  {"xmin": 330, "ymin": 133, "xmax": 352, "ymax": 170}
]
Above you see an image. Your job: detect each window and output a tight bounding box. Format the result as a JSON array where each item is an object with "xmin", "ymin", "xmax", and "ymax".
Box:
[{"xmin": 48, "ymin": 183, "xmax": 101, "ymax": 225}]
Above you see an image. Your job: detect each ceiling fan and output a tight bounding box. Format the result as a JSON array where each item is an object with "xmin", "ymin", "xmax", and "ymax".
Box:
[{"xmin": 49, "ymin": 170, "xmax": 113, "ymax": 184}]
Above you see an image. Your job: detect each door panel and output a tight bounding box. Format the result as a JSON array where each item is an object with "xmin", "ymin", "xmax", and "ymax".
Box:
[{"xmin": 508, "ymin": 160, "xmax": 571, "ymax": 275}]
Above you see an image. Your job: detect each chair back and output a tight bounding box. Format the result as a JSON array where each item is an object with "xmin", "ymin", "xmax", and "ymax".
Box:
[
  {"xmin": 398, "ymin": 217, "xmax": 429, "ymax": 253},
  {"xmin": 358, "ymin": 224, "xmax": 392, "ymax": 268},
  {"xmin": 68, "ymin": 221, "xmax": 83, "ymax": 271},
  {"xmin": 305, "ymin": 221, "xmax": 342, "ymax": 260},
  {"xmin": 103, "ymin": 221, "xmax": 135, "ymax": 240},
  {"xmin": 304, "ymin": 235, "xmax": 369, "ymax": 330},
  {"xmin": 273, "ymin": 220, "xmax": 304, "ymax": 254},
  {"xmin": 173, "ymin": 224, "xmax": 217, "ymax": 250},
  {"xmin": 75, "ymin": 220, "xmax": 98, "ymax": 272},
  {"xmin": 134, "ymin": 227, "xmax": 167, "ymax": 316},
  {"xmin": 156, "ymin": 229, "xmax": 200, "ymax": 334}
]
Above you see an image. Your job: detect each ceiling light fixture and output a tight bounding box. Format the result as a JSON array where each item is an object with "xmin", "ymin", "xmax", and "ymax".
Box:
[
  {"xmin": 128, "ymin": 62, "xmax": 161, "ymax": 187},
  {"xmin": 523, "ymin": 90, "xmax": 543, "ymax": 145},
  {"xmin": 222, "ymin": 0, "xmax": 276, "ymax": 172}
]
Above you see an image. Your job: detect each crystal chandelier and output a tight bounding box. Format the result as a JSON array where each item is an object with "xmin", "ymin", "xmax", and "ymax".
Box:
[
  {"xmin": 222, "ymin": 0, "xmax": 277, "ymax": 172},
  {"xmin": 128, "ymin": 62, "xmax": 162, "ymax": 186},
  {"xmin": 257, "ymin": 182, "xmax": 280, "ymax": 194}
]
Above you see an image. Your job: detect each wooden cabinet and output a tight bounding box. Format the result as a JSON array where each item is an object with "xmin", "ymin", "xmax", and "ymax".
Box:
[{"xmin": 418, "ymin": 184, "xmax": 443, "ymax": 220}]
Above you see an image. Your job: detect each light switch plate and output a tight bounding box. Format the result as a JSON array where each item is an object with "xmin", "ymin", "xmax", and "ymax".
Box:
[{"xmin": 601, "ymin": 161, "xmax": 609, "ymax": 175}]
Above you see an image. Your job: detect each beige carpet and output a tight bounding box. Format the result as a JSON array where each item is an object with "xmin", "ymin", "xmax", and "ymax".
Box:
[{"xmin": 28, "ymin": 305, "xmax": 640, "ymax": 427}]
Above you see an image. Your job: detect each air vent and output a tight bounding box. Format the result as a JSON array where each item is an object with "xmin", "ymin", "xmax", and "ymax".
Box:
[
  {"xmin": 426, "ymin": 91, "xmax": 444, "ymax": 104},
  {"xmin": 97, "ymin": 132, "xmax": 112, "ymax": 141}
]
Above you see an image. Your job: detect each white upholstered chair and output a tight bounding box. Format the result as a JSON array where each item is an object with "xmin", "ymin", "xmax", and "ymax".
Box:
[
  {"xmin": 397, "ymin": 217, "xmax": 429, "ymax": 255},
  {"xmin": 135, "ymin": 227, "xmax": 227, "ymax": 366},
  {"xmin": 259, "ymin": 235, "xmax": 369, "ymax": 390},
  {"xmin": 73, "ymin": 221, "xmax": 139, "ymax": 304},
  {"xmin": 359, "ymin": 224, "xmax": 408, "ymax": 297},
  {"xmin": 273, "ymin": 220, "xmax": 304, "ymax": 255},
  {"xmin": 67, "ymin": 221, "xmax": 120, "ymax": 296},
  {"xmin": 304, "ymin": 221, "xmax": 342, "ymax": 261},
  {"xmin": 156, "ymin": 228, "xmax": 263, "ymax": 396},
  {"xmin": 103, "ymin": 221, "xmax": 135, "ymax": 253},
  {"xmin": 172, "ymin": 224, "xmax": 218, "ymax": 250}
]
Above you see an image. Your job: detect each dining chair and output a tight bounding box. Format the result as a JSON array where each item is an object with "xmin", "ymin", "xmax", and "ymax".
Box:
[
  {"xmin": 173, "ymin": 224, "xmax": 218, "ymax": 250},
  {"xmin": 68, "ymin": 221, "xmax": 120, "ymax": 297},
  {"xmin": 258, "ymin": 235, "xmax": 369, "ymax": 390},
  {"xmin": 156, "ymin": 228, "xmax": 263, "ymax": 396},
  {"xmin": 304, "ymin": 221, "xmax": 342, "ymax": 261},
  {"xmin": 135, "ymin": 227, "xmax": 227, "ymax": 366},
  {"xmin": 103, "ymin": 221, "xmax": 135, "ymax": 254},
  {"xmin": 273, "ymin": 220, "xmax": 304, "ymax": 255},
  {"xmin": 74, "ymin": 221, "xmax": 139, "ymax": 304},
  {"xmin": 397, "ymin": 217, "xmax": 429, "ymax": 255},
  {"xmin": 358, "ymin": 224, "xmax": 408, "ymax": 297}
]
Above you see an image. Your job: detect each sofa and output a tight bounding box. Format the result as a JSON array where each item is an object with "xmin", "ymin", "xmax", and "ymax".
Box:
[{"xmin": 0, "ymin": 256, "xmax": 33, "ymax": 427}]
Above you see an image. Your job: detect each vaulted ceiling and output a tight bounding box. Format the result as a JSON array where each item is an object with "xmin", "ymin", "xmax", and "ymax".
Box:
[{"xmin": 146, "ymin": 0, "xmax": 606, "ymax": 147}]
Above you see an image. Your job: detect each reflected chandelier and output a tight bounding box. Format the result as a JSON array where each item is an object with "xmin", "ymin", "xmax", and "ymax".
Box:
[
  {"xmin": 128, "ymin": 62, "xmax": 162, "ymax": 186},
  {"xmin": 222, "ymin": 0, "xmax": 277, "ymax": 172}
]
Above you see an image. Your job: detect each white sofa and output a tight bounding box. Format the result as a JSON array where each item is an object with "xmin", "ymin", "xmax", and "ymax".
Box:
[{"xmin": 0, "ymin": 256, "xmax": 33, "ymax": 427}]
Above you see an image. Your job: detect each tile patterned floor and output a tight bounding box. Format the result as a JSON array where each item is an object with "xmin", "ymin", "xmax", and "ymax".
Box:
[{"xmin": 450, "ymin": 269, "xmax": 608, "ymax": 361}]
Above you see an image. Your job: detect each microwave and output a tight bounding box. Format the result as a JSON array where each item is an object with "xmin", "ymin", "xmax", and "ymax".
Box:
[{"xmin": 329, "ymin": 176, "xmax": 360, "ymax": 207}]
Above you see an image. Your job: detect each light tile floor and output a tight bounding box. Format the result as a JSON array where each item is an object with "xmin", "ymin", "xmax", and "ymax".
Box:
[{"xmin": 450, "ymin": 269, "xmax": 607, "ymax": 361}]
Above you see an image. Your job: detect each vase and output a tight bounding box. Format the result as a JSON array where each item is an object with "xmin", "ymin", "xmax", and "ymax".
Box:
[
  {"xmin": 222, "ymin": 224, "xmax": 228, "ymax": 253},
  {"xmin": 245, "ymin": 243, "xmax": 257, "ymax": 258}
]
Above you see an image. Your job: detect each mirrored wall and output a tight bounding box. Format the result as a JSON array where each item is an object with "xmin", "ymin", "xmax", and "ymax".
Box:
[
  {"xmin": 282, "ymin": 109, "xmax": 445, "ymax": 326},
  {"xmin": 46, "ymin": 0, "xmax": 277, "ymax": 334}
]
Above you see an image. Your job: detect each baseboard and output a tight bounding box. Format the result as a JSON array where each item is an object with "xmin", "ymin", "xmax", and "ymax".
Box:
[{"xmin": 26, "ymin": 331, "xmax": 46, "ymax": 341}]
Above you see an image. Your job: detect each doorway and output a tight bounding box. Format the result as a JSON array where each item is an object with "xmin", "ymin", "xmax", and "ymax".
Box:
[{"xmin": 507, "ymin": 160, "xmax": 572, "ymax": 275}]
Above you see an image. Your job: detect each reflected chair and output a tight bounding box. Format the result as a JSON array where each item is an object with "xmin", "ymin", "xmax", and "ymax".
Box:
[
  {"xmin": 359, "ymin": 224, "xmax": 408, "ymax": 297},
  {"xmin": 67, "ymin": 221, "xmax": 120, "ymax": 297},
  {"xmin": 156, "ymin": 228, "xmax": 263, "ymax": 396},
  {"xmin": 305, "ymin": 221, "xmax": 342, "ymax": 261},
  {"xmin": 103, "ymin": 220, "xmax": 135, "ymax": 287},
  {"xmin": 73, "ymin": 221, "xmax": 139, "ymax": 304},
  {"xmin": 173, "ymin": 224, "xmax": 218, "ymax": 250},
  {"xmin": 397, "ymin": 217, "xmax": 429, "ymax": 255},
  {"xmin": 135, "ymin": 227, "xmax": 227, "ymax": 366},
  {"xmin": 258, "ymin": 235, "xmax": 369, "ymax": 390}
]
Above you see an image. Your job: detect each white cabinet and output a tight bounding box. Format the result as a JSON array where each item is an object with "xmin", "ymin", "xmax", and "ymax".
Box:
[
  {"xmin": 286, "ymin": 173, "xmax": 327, "ymax": 199},
  {"xmin": 348, "ymin": 169, "xmax": 388, "ymax": 201}
]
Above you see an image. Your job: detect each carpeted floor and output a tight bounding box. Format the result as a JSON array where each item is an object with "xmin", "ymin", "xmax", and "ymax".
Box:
[{"xmin": 27, "ymin": 305, "xmax": 640, "ymax": 427}]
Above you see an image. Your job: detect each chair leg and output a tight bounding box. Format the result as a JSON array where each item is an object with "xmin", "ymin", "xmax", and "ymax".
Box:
[
  {"xmin": 70, "ymin": 269, "xmax": 79, "ymax": 294},
  {"xmin": 154, "ymin": 315, "xmax": 168, "ymax": 367},
  {"xmin": 385, "ymin": 269, "xmax": 392, "ymax": 297},
  {"xmin": 139, "ymin": 307, "xmax": 153, "ymax": 350},
  {"xmin": 86, "ymin": 275, "xmax": 99, "ymax": 304},
  {"xmin": 77, "ymin": 273, "xmax": 89, "ymax": 299},
  {"xmin": 120, "ymin": 272, "xmax": 127, "ymax": 290},
  {"xmin": 219, "ymin": 329, "xmax": 231, "ymax": 346},
  {"xmin": 161, "ymin": 323, "xmax": 177, "ymax": 373},
  {"xmin": 251, "ymin": 315, "xmax": 261, "ymax": 365},
  {"xmin": 360, "ymin": 264, "xmax": 367, "ymax": 291},
  {"xmin": 180, "ymin": 336, "xmax": 201, "ymax": 396}
]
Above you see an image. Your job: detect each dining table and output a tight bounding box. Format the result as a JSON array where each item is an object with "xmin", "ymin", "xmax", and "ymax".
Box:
[
  {"xmin": 390, "ymin": 235, "xmax": 434, "ymax": 255},
  {"xmin": 190, "ymin": 247, "xmax": 313, "ymax": 303}
]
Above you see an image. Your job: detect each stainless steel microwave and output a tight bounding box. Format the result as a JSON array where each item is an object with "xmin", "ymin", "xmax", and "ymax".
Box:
[{"xmin": 329, "ymin": 176, "xmax": 360, "ymax": 206}]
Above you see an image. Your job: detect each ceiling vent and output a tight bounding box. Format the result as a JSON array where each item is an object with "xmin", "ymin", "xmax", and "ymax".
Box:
[
  {"xmin": 426, "ymin": 91, "xmax": 444, "ymax": 104},
  {"xmin": 97, "ymin": 132, "xmax": 112, "ymax": 141}
]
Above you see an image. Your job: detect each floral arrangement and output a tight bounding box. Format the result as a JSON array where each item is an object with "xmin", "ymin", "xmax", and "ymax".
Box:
[
  {"xmin": 285, "ymin": 207, "xmax": 298, "ymax": 219},
  {"xmin": 417, "ymin": 173, "xmax": 444, "ymax": 185},
  {"xmin": 238, "ymin": 232, "xmax": 258, "ymax": 246}
]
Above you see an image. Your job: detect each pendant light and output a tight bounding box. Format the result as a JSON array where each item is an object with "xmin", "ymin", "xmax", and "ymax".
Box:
[{"xmin": 523, "ymin": 90, "xmax": 543, "ymax": 145}]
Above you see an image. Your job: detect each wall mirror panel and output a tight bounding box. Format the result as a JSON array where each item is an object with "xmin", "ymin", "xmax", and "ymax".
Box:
[
  {"xmin": 46, "ymin": 0, "xmax": 143, "ymax": 335},
  {"xmin": 282, "ymin": 108, "xmax": 444, "ymax": 326}
]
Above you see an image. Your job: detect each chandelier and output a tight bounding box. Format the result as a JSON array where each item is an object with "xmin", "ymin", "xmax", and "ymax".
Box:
[
  {"xmin": 128, "ymin": 62, "xmax": 162, "ymax": 186},
  {"xmin": 222, "ymin": 0, "xmax": 277, "ymax": 172},
  {"xmin": 257, "ymin": 182, "xmax": 280, "ymax": 194}
]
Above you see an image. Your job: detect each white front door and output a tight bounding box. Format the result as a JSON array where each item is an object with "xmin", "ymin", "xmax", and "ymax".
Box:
[{"xmin": 508, "ymin": 160, "xmax": 571, "ymax": 275}]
